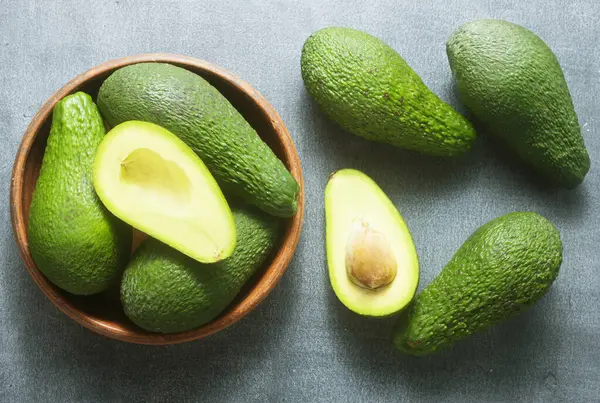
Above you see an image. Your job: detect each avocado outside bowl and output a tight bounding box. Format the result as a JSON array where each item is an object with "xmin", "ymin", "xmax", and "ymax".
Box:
[{"xmin": 10, "ymin": 53, "xmax": 305, "ymax": 345}]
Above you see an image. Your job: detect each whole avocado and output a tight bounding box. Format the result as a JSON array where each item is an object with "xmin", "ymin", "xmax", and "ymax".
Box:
[
  {"xmin": 121, "ymin": 205, "xmax": 282, "ymax": 333},
  {"xmin": 301, "ymin": 27, "xmax": 476, "ymax": 156},
  {"xmin": 393, "ymin": 212, "xmax": 562, "ymax": 355},
  {"xmin": 97, "ymin": 63, "xmax": 299, "ymax": 217},
  {"xmin": 447, "ymin": 19, "xmax": 590, "ymax": 188},
  {"xmin": 28, "ymin": 92, "xmax": 131, "ymax": 295}
]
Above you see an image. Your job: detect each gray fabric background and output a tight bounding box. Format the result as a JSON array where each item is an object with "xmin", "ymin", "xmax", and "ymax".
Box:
[{"xmin": 1, "ymin": 1, "xmax": 599, "ymax": 402}]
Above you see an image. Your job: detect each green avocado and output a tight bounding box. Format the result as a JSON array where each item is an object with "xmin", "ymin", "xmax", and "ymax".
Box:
[
  {"xmin": 446, "ymin": 19, "xmax": 590, "ymax": 188},
  {"xmin": 301, "ymin": 27, "xmax": 476, "ymax": 156},
  {"xmin": 27, "ymin": 92, "xmax": 131, "ymax": 295},
  {"xmin": 393, "ymin": 212, "xmax": 562, "ymax": 356},
  {"xmin": 121, "ymin": 205, "xmax": 282, "ymax": 333},
  {"xmin": 97, "ymin": 62, "xmax": 299, "ymax": 217}
]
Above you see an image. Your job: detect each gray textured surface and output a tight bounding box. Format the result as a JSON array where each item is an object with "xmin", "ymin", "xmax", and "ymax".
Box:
[{"xmin": 1, "ymin": 0, "xmax": 599, "ymax": 402}]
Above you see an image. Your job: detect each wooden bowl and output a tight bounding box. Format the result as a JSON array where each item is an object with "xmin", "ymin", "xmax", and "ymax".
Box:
[{"xmin": 10, "ymin": 53, "xmax": 304, "ymax": 345}]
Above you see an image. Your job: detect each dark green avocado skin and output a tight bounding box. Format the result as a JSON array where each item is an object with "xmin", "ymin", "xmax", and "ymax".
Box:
[
  {"xmin": 301, "ymin": 27, "xmax": 477, "ymax": 156},
  {"xmin": 447, "ymin": 19, "xmax": 590, "ymax": 188},
  {"xmin": 393, "ymin": 212, "xmax": 562, "ymax": 356},
  {"xmin": 27, "ymin": 92, "xmax": 132, "ymax": 295},
  {"xmin": 120, "ymin": 205, "xmax": 282, "ymax": 334},
  {"xmin": 97, "ymin": 62, "xmax": 299, "ymax": 217}
]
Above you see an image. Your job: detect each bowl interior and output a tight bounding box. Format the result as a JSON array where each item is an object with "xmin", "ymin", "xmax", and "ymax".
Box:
[{"xmin": 15, "ymin": 55, "xmax": 303, "ymax": 344}]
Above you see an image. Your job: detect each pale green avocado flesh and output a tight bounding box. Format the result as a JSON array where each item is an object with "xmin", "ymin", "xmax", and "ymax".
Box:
[
  {"xmin": 325, "ymin": 169, "xmax": 419, "ymax": 317},
  {"xmin": 93, "ymin": 120, "xmax": 236, "ymax": 264}
]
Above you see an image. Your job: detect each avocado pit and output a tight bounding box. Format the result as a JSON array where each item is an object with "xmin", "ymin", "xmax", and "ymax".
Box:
[{"xmin": 345, "ymin": 218, "xmax": 397, "ymax": 290}]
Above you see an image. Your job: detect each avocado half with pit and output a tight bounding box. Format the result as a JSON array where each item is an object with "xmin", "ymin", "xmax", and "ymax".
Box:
[
  {"xmin": 325, "ymin": 169, "xmax": 419, "ymax": 316},
  {"xmin": 93, "ymin": 120, "xmax": 236, "ymax": 263}
]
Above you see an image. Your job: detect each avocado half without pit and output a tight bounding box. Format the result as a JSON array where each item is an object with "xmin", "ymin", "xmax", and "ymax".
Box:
[
  {"xmin": 325, "ymin": 169, "xmax": 419, "ymax": 316},
  {"xmin": 93, "ymin": 120, "xmax": 236, "ymax": 263}
]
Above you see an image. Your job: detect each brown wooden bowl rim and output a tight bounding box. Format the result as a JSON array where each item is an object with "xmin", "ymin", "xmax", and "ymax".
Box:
[{"xmin": 10, "ymin": 53, "xmax": 305, "ymax": 345}]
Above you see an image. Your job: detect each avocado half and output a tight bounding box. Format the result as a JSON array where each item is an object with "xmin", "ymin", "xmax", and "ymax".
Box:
[
  {"xmin": 93, "ymin": 120, "xmax": 236, "ymax": 264},
  {"xmin": 325, "ymin": 169, "xmax": 419, "ymax": 316}
]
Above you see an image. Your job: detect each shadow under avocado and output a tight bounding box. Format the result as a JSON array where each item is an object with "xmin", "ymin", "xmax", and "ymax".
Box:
[
  {"xmin": 325, "ymin": 272, "xmax": 563, "ymax": 400},
  {"xmin": 298, "ymin": 89, "xmax": 485, "ymax": 206},
  {"xmin": 464, "ymin": 115, "xmax": 591, "ymax": 223},
  {"xmin": 446, "ymin": 78, "xmax": 590, "ymax": 224}
]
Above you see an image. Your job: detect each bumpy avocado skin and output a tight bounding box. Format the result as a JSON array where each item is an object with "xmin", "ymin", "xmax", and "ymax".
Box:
[
  {"xmin": 301, "ymin": 27, "xmax": 476, "ymax": 156},
  {"xmin": 121, "ymin": 205, "xmax": 282, "ymax": 333},
  {"xmin": 28, "ymin": 92, "xmax": 132, "ymax": 295},
  {"xmin": 393, "ymin": 212, "xmax": 562, "ymax": 356},
  {"xmin": 97, "ymin": 63, "xmax": 299, "ymax": 217},
  {"xmin": 447, "ymin": 19, "xmax": 590, "ymax": 188}
]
